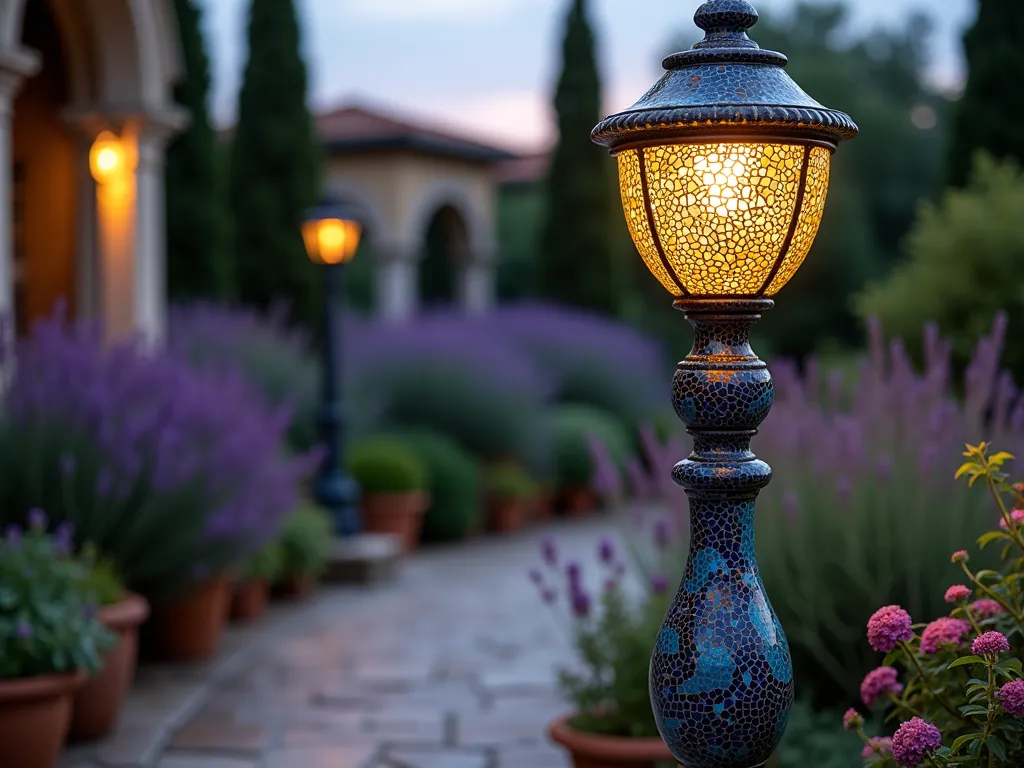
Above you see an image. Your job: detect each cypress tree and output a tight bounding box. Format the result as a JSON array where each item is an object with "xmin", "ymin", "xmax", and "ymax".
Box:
[
  {"xmin": 537, "ymin": 0, "xmax": 618, "ymax": 314},
  {"xmin": 228, "ymin": 0, "xmax": 321, "ymax": 326},
  {"xmin": 947, "ymin": 0, "xmax": 1024, "ymax": 186},
  {"xmin": 165, "ymin": 0, "xmax": 232, "ymax": 300}
]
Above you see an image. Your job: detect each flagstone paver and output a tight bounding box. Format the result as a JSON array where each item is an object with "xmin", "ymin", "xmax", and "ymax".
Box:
[{"xmin": 61, "ymin": 517, "xmax": 639, "ymax": 768}]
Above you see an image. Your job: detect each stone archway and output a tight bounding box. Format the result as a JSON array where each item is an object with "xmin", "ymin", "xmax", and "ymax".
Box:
[
  {"xmin": 318, "ymin": 104, "xmax": 509, "ymax": 322},
  {"xmin": 419, "ymin": 203, "xmax": 470, "ymax": 308},
  {"xmin": 0, "ymin": 0, "xmax": 184, "ymax": 343}
]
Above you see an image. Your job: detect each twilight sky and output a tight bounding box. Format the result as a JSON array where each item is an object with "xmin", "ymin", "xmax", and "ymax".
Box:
[{"xmin": 196, "ymin": 0, "xmax": 975, "ymax": 154}]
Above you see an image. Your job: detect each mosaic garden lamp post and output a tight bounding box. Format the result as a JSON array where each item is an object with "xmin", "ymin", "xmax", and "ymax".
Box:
[
  {"xmin": 302, "ymin": 204, "xmax": 363, "ymax": 536},
  {"xmin": 591, "ymin": 1, "xmax": 857, "ymax": 766}
]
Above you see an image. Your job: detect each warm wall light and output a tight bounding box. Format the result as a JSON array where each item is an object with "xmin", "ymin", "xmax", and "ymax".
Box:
[
  {"xmin": 89, "ymin": 132, "xmax": 126, "ymax": 185},
  {"xmin": 302, "ymin": 204, "xmax": 362, "ymax": 265}
]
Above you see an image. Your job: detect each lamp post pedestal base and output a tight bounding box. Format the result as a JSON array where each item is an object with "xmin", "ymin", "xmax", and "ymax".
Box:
[{"xmin": 322, "ymin": 534, "xmax": 401, "ymax": 585}]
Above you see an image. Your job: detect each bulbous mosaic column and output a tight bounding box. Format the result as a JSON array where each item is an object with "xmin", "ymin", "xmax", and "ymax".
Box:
[
  {"xmin": 655, "ymin": 298, "xmax": 791, "ymax": 767},
  {"xmin": 591, "ymin": 1, "xmax": 858, "ymax": 766}
]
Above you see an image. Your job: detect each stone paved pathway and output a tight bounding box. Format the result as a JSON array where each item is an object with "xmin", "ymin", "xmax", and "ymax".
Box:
[{"xmin": 69, "ymin": 518, "xmax": 626, "ymax": 768}]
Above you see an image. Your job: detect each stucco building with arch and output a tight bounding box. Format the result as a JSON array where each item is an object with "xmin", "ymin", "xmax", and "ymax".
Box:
[
  {"xmin": 0, "ymin": 0, "xmax": 184, "ymax": 343},
  {"xmin": 316, "ymin": 105, "xmax": 515, "ymax": 321}
]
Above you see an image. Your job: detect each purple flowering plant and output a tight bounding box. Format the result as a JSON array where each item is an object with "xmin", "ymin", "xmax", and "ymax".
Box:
[
  {"xmin": 845, "ymin": 444, "xmax": 1024, "ymax": 766},
  {"xmin": 0, "ymin": 512, "xmax": 114, "ymax": 679},
  {"xmin": 0, "ymin": 313, "xmax": 316, "ymax": 599},
  {"xmin": 530, "ymin": 533, "xmax": 672, "ymax": 740},
  {"xmin": 528, "ymin": 429, "xmax": 687, "ymax": 740},
  {"xmin": 168, "ymin": 302, "xmax": 321, "ymax": 453},
  {"xmin": 722, "ymin": 316, "xmax": 1014, "ymax": 700}
]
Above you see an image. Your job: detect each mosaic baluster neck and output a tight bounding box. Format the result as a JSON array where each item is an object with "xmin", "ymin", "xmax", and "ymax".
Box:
[{"xmin": 651, "ymin": 298, "xmax": 793, "ymax": 768}]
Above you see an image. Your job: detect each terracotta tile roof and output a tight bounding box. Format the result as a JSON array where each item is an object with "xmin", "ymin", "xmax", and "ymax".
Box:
[{"xmin": 316, "ymin": 104, "xmax": 517, "ymax": 165}]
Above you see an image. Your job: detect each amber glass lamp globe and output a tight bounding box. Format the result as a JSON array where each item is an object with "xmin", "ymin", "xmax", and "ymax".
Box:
[
  {"xmin": 302, "ymin": 204, "xmax": 362, "ymax": 266},
  {"xmin": 593, "ymin": 0, "xmax": 857, "ymax": 298}
]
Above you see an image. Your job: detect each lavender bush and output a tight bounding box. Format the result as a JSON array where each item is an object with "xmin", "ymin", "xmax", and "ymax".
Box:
[
  {"xmin": 0, "ymin": 312, "xmax": 315, "ymax": 598},
  {"xmin": 752, "ymin": 315, "xmax": 1018, "ymax": 702},
  {"xmin": 343, "ymin": 309, "xmax": 553, "ymax": 474},
  {"xmin": 475, "ymin": 303, "xmax": 669, "ymax": 427},
  {"xmin": 342, "ymin": 305, "xmax": 669, "ymax": 478},
  {"xmin": 168, "ymin": 302, "xmax": 321, "ymax": 453},
  {"xmin": 619, "ymin": 315, "xmax": 1018, "ymax": 704}
]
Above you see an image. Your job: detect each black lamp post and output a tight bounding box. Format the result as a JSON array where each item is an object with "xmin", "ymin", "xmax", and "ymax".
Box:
[
  {"xmin": 302, "ymin": 203, "xmax": 363, "ymax": 537},
  {"xmin": 592, "ymin": 1, "xmax": 857, "ymax": 766}
]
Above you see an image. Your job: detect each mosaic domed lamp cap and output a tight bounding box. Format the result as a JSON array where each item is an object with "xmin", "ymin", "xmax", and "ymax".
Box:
[{"xmin": 592, "ymin": 0, "xmax": 858, "ymax": 299}]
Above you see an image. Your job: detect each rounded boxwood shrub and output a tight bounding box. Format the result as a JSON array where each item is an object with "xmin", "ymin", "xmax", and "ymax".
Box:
[
  {"xmin": 485, "ymin": 465, "xmax": 538, "ymax": 501},
  {"xmin": 348, "ymin": 438, "xmax": 427, "ymax": 495},
  {"xmin": 552, "ymin": 405, "xmax": 634, "ymax": 489},
  {"xmin": 278, "ymin": 505, "xmax": 334, "ymax": 579},
  {"xmin": 381, "ymin": 429, "xmax": 480, "ymax": 543}
]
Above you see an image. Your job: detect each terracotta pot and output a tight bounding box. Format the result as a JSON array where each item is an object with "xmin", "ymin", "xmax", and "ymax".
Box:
[
  {"xmin": 361, "ymin": 490, "xmax": 428, "ymax": 553},
  {"xmin": 149, "ymin": 576, "xmax": 229, "ymax": 662},
  {"xmin": 276, "ymin": 574, "xmax": 315, "ymax": 599},
  {"xmin": 548, "ymin": 715, "xmax": 674, "ymax": 768},
  {"xmin": 489, "ymin": 498, "xmax": 528, "ymax": 534},
  {"xmin": 533, "ymin": 489, "xmax": 555, "ymax": 522},
  {"xmin": 0, "ymin": 671, "xmax": 85, "ymax": 768},
  {"xmin": 230, "ymin": 580, "xmax": 269, "ymax": 623},
  {"xmin": 68, "ymin": 593, "xmax": 150, "ymax": 742},
  {"xmin": 562, "ymin": 487, "xmax": 597, "ymax": 518}
]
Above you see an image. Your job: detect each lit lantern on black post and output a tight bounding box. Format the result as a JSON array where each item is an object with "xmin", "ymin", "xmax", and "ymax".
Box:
[
  {"xmin": 302, "ymin": 203, "xmax": 363, "ymax": 537},
  {"xmin": 591, "ymin": 1, "xmax": 857, "ymax": 766}
]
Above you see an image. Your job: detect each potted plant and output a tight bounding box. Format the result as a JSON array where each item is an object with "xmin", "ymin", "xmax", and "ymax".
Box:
[
  {"xmin": 148, "ymin": 575, "xmax": 231, "ymax": 662},
  {"xmin": 0, "ymin": 512, "xmax": 113, "ymax": 768},
  {"xmin": 531, "ymin": 535, "xmax": 675, "ymax": 768},
  {"xmin": 230, "ymin": 542, "xmax": 282, "ymax": 622},
  {"xmin": 348, "ymin": 438, "xmax": 430, "ymax": 553},
  {"xmin": 68, "ymin": 545, "xmax": 150, "ymax": 742},
  {"xmin": 276, "ymin": 505, "xmax": 333, "ymax": 598},
  {"xmin": 485, "ymin": 465, "xmax": 537, "ymax": 534},
  {"xmin": 553, "ymin": 406, "xmax": 632, "ymax": 518}
]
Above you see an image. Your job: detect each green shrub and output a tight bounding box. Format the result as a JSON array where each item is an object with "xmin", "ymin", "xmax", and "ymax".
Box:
[
  {"xmin": 353, "ymin": 361, "xmax": 552, "ymax": 477},
  {"xmin": 79, "ymin": 544, "xmax": 127, "ymax": 607},
  {"xmin": 348, "ymin": 439, "xmax": 427, "ymax": 494},
  {"xmin": 241, "ymin": 541, "xmax": 284, "ymax": 582},
  {"xmin": 856, "ymin": 153, "xmax": 1024, "ymax": 378},
  {"xmin": 774, "ymin": 700, "xmax": 865, "ymax": 768},
  {"xmin": 552, "ymin": 405, "xmax": 634, "ymax": 489},
  {"xmin": 383, "ymin": 429, "xmax": 480, "ymax": 543},
  {"xmin": 485, "ymin": 465, "xmax": 538, "ymax": 501},
  {"xmin": 278, "ymin": 505, "xmax": 333, "ymax": 578}
]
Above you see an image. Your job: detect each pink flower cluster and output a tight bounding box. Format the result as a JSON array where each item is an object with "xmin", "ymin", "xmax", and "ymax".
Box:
[
  {"xmin": 999, "ymin": 679, "xmax": 1024, "ymax": 717},
  {"xmin": 861, "ymin": 737, "xmax": 893, "ymax": 759},
  {"xmin": 867, "ymin": 605, "xmax": 914, "ymax": 652},
  {"xmin": 943, "ymin": 584, "xmax": 971, "ymax": 603},
  {"xmin": 842, "ymin": 708, "xmax": 863, "ymax": 731},
  {"xmin": 951, "ymin": 550, "xmax": 969, "ymax": 563},
  {"xmin": 973, "ymin": 631, "xmax": 1011, "ymax": 656},
  {"xmin": 919, "ymin": 617, "xmax": 970, "ymax": 655},
  {"xmin": 970, "ymin": 599, "xmax": 1006, "ymax": 618},
  {"xmin": 861, "ymin": 666, "xmax": 903, "ymax": 708},
  {"xmin": 999, "ymin": 509, "xmax": 1024, "ymax": 530},
  {"xmin": 891, "ymin": 718, "xmax": 941, "ymax": 767}
]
